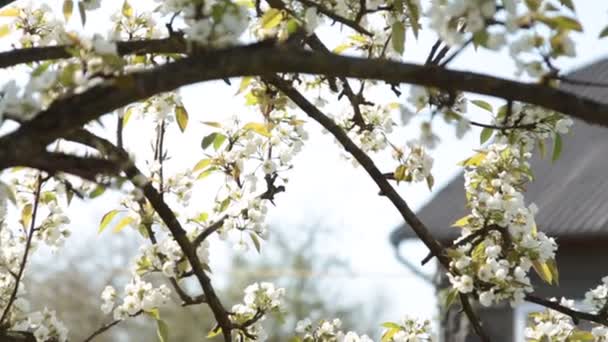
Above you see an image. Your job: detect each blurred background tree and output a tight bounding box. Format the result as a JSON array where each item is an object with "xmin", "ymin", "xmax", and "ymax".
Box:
[{"xmin": 26, "ymin": 222, "xmax": 383, "ymax": 341}]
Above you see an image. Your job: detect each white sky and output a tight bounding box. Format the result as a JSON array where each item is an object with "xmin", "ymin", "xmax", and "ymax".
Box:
[{"xmin": 2, "ymin": 0, "xmax": 608, "ymax": 336}]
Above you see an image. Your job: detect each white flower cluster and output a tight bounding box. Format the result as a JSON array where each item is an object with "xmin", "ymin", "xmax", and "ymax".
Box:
[
  {"xmin": 585, "ymin": 276, "xmax": 608, "ymax": 314},
  {"xmin": 293, "ymin": 316, "xmax": 432, "ymax": 341},
  {"xmin": 392, "ymin": 141, "xmax": 434, "ymax": 185},
  {"xmin": 134, "ymin": 235, "xmax": 210, "ymax": 278},
  {"xmin": 428, "ymin": 0, "xmax": 498, "ymax": 46},
  {"xmin": 11, "ymin": 3, "xmax": 70, "ymax": 48},
  {"xmin": 525, "ymin": 298, "xmax": 576, "ymax": 341},
  {"xmin": 448, "ymin": 105, "xmax": 574, "ymax": 306},
  {"xmin": 335, "ymin": 104, "xmax": 396, "ymax": 155},
  {"xmin": 220, "ymin": 198, "xmax": 270, "ymax": 250},
  {"xmin": 295, "ymin": 318, "xmax": 373, "ymax": 342},
  {"xmin": 100, "ymin": 277, "xmax": 170, "ymax": 320},
  {"xmin": 12, "ymin": 307, "xmax": 69, "ymax": 342},
  {"xmin": 382, "ymin": 316, "xmax": 433, "ymax": 342},
  {"xmin": 35, "ymin": 201, "xmax": 71, "ymax": 248},
  {"xmin": 155, "ymin": 0, "xmax": 249, "ymax": 47},
  {"xmin": 230, "ymin": 282, "xmax": 285, "ymax": 341}
]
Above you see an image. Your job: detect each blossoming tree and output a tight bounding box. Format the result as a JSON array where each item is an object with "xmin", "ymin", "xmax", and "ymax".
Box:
[{"xmin": 0, "ymin": 0, "xmax": 607, "ymax": 341}]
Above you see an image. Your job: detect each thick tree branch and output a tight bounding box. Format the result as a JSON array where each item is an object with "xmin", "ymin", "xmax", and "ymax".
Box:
[
  {"xmin": 0, "ymin": 37, "xmax": 187, "ymax": 69},
  {"xmin": 3, "ymin": 44, "xmax": 608, "ymax": 167},
  {"xmin": 64, "ymin": 130, "xmax": 233, "ymax": 342}
]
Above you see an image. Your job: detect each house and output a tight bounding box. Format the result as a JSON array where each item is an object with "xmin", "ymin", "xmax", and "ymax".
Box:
[{"xmin": 389, "ymin": 59, "xmax": 608, "ymax": 341}]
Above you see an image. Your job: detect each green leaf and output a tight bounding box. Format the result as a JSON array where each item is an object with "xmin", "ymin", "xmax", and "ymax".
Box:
[
  {"xmin": 237, "ymin": 76, "xmax": 252, "ymax": 94},
  {"xmin": 261, "ymin": 8, "xmax": 283, "ymax": 29},
  {"xmin": 175, "ymin": 105, "xmax": 189, "ymax": 132},
  {"xmin": 332, "ymin": 43, "xmax": 352, "ymax": 54},
  {"xmin": 156, "ymin": 319, "xmax": 169, "ymax": 342},
  {"xmin": 524, "ymin": 0, "xmax": 541, "ymax": 11},
  {"xmin": 123, "ymin": 107, "xmax": 134, "ymax": 126},
  {"xmin": 394, "ymin": 164, "xmax": 406, "ymax": 182},
  {"xmin": 471, "ymin": 100, "xmax": 493, "ymax": 112},
  {"xmin": 552, "ymin": 133, "xmax": 562, "ymax": 162},
  {"xmin": 600, "ymin": 25, "xmax": 608, "ymax": 38},
  {"xmin": 99, "ymin": 209, "xmax": 120, "ymax": 234},
  {"xmin": 113, "ymin": 216, "xmax": 135, "ymax": 233},
  {"xmin": 570, "ymin": 330, "xmax": 595, "ymax": 342},
  {"xmin": 21, "ymin": 203, "xmax": 32, "ymax": 229},
  {"xmin": 89, "ymin": 185, "xmax": 106, "ymax": 198},
  {"xmin": 193, "ymin": 159, "xmax": 212, "ymax": 171},
  {"xmin": 532, "ymin": 260, "xmax": 553, "ymax": 284},
  {"xmin": 457, "ymin": 152, "xmax": 487, "ymax": 167},
  {"xmin": 213, "ymin": 133, "xmax": 227, "ymax": 150},
  {"xmin": 405, "ymin": 0, "xmax": 420, "ymax": 38},
  {"xmin": 32, "ymin": 62, "xmax": 52, "ymax": 77},
  {"xmin": 201, "ymin": 132, "xmax": 218, "ymax": 150},
  {"xmin": 548, "ymin": 16, "xmax": 583, "ymax": 32},
  {"xmin": 451, "ymin": 215, "xmax": 471, "ymax": 228},
  {"xmin": 63, "ymin": 0, "xmax": 74, "ymax": 22},
  {"xmin": 146, "ymin": 308, "xmax": 161, "ymax": 320},
  {"xmin": 0, "ymin": 7, "xmax": 19, "ymax": 17},
  {"xmin": 558, "ymin": 0, "xmax": 575, "ymax": 12},
  {"xmin": 201, "ymin": 121, "xmax": 222, "ymax": 128},
  {"xmin": 426, "ymin": 174, "xmax": 434, "ymax": 190},
  {"xmin": 380, "ymin": 322, "xmax": 401, "ymax": 329},
  {"xmin": 243, "ymin": 122, "xmax": 272, "ymax": 137},
  {"xmin": 444, "ymin": 288, "xmax": 460, "ymax": 310},
  {"xmin": 207, "ymin": 326, "xmax": 222, "ymax": 338},
  {"xmin": 0, "ymin": 24, "xmax": 11, "ymax": 38},
  {"xmin": 197, "ymin": 167, "xmax": 218, "ymax": 180},
  {"xmin": 78, "ymin": 1, "xmax": 86, "ymax": 26},
  {"xmin": 480, "ymin": 127, "xmax": 494, "ymax": 144},
  {"xmin": 391, "ymin": 21, "xmax": 406, "ymax": 55},
  {"xmin": 547, "ymin": 258, "xmax": 559, "ymax": 285},
  {"xmin": 0, "ymin": 181, "xmax": 16, "ymax": 205},
  {"xmin": 250, "ymin": 232, "xmax": 261, "ymax": 253},
  {"xmin": 122, "ymin": 0, "xmax": 133, "ymax": 18},
  {"xmin": 537, "ymin": 139, "xmax": 546, "ymax": 159}
]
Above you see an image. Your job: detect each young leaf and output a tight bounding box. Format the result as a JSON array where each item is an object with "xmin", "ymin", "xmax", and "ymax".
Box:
[
  {"xmin": 21, "ymin": 203, "xmax": 33, "ymax": 229},
  {"xmin": 391, "ymin": 21, "xmax": 406, "ymax": 55},
  {"xmin": 480, "ymin": 127, "xmax": 494, "ymax": 144},
  {"xmin": 600, "ymin": 25, "xmax": 608, "ymax": 38},
  {"xmin": 78, "ymin": 1, "xmax": 86, "ymax": 26},
  {"xmin": 261, "ymin": 8, "xmax": 283, "ymax": 29},
  {"xmin": 532, "ymin": 260, "xmax": 553, "ymax": 284},
  {"xmin": 250, "ymin": 232, "xmax": 261, "ymax": 253},
  {"xmin": 99, "ymin": 209, "xmax": 120, "ymax": 233},
  {"xmin": 333, "ymin": 43, "xmax": 352, "ymax": 54},
  {"xmin": 123, "ymin": 107, "xmax": 134, "ymax": 126},
  {"xmin": 559, "ymin": 0, "xmax": 575, "ymax": 12},
  {"xmin": 122, "ymin": 0, "xmax": 133, "ymax": 18},
  {"xmin": 63, "ymin": 0, "xmax": 74, "ymax": 22},
  {"xmin": 552, "ymin": 133, "xmax": 562, "ymax": 162},
  {"xmin": 451, "ymin": 215, "xmax": 471, "ymax": 228},
  {"xmin": 193, "ymin": 159, "xmax": 212, "ymax": 171},
  {"xmin": 243, "ymin": 122, "xmax": 271, "ymax": 137},
  {"xmin": 0, "ymin": 24, "xmax": 11, "ymax": 38},
  {"xmin": 156, "ymin": 319, "xmax": 169, "ymax": 342},
  {"xmin": 405, "ymin": 0, "xmax": 420, "ymax": 38},
  {"xmin": 175, "ymin": 106, "xmax": 189, "ymax": 132},
  {"xmin": 113, "ymin": 216, "xmax": 135, "ymax": 233},
  {"xmin": 0, "ymin": 181, "xmax": 17, "ymax": 205},
  {"xmin": 471, "ymin": 100, "xmax": 493, "ymax": 113},
  {"xmin": 237, "ymin": 76, "xmax": 252, "ymax": 94},
  {"xmin": 201, "ymin": 121, "xmax": 222, "ymax": 128},
  {"xmin": 0, "ymin": 7, "xmax": 20, "ymax": 17},
  {"xmin": 201, "ymin": 132, "xmax": 218, "ymax": 150},
  {"xmin": 213, "ymin": 133, "xmax": 227, "ymax": 150}
]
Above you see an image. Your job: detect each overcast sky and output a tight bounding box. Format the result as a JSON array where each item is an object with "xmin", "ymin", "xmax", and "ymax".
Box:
[{"xmin": 2, "ymin": 0, "xmax": 608, "ymax": 334}]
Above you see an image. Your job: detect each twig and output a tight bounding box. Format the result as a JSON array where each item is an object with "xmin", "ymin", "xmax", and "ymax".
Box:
[{"xmin": 0, "ymin": 174, "xmax": 44, "ymax": 326}]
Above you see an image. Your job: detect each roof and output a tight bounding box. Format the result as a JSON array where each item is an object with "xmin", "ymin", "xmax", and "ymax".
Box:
[{"xmin": 391, "ymin": 58, "xmax": 608, "ymax": 245}]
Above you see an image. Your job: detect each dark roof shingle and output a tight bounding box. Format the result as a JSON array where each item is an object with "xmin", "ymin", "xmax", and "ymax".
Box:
[{"xmin": 391, "ymin": 58, "xmax": 608, "ymax": 245}]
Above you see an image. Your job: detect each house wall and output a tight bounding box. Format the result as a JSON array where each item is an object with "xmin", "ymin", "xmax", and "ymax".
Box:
[{"xmin": 439, "ymin": 239, "xmax": 608, "ymax": 342}]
